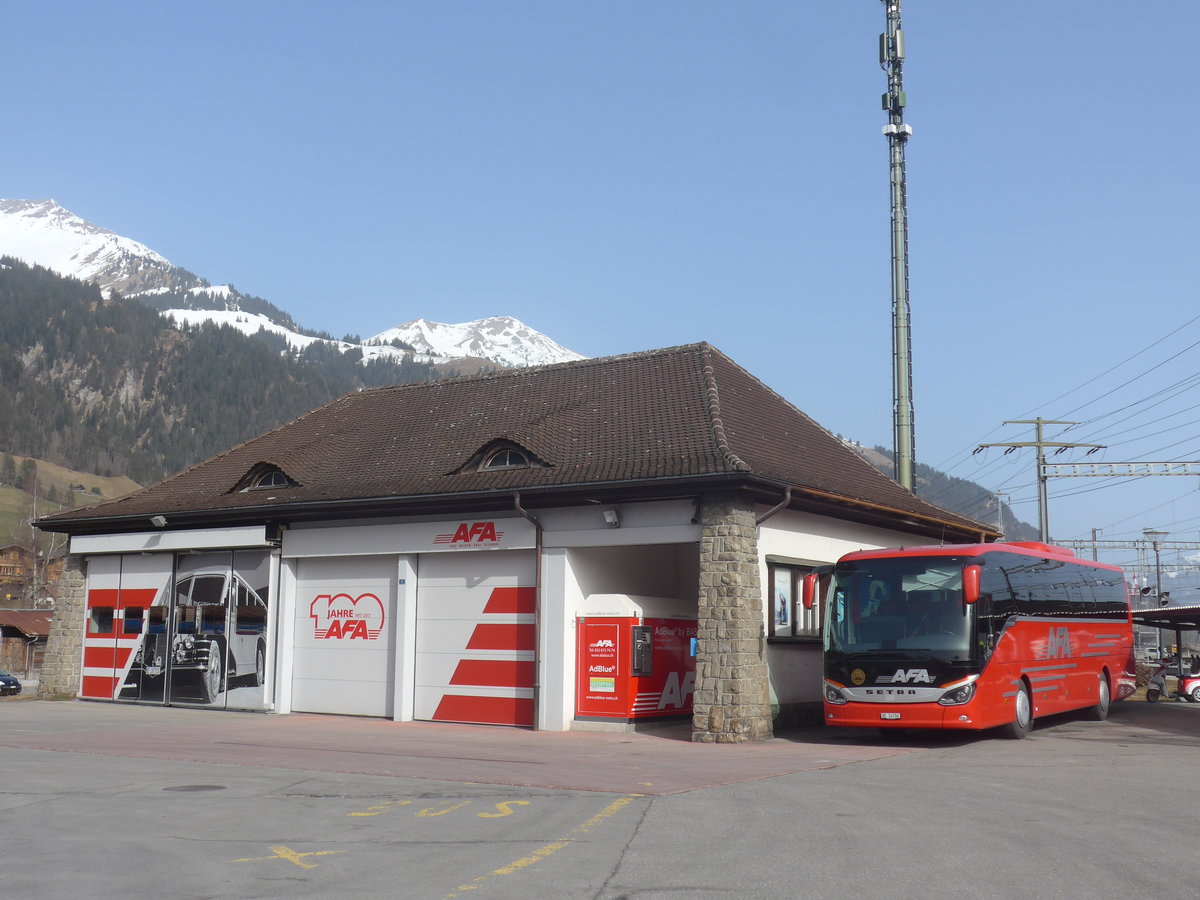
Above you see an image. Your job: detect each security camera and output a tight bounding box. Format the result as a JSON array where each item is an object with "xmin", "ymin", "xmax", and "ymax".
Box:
[{"xmin": 149, "ymin": 515, "xmax": 168, "ymax": 528}]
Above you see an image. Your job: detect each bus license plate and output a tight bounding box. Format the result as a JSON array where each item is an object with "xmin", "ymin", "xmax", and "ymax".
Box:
[{"xmin": 879, "ymin": 712, "xmax": 901, "ymax": 720}]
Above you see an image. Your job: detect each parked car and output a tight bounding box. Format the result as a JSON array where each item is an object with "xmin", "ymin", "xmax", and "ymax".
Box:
[{"xmin": 0, "ymin": 668, "xmax": 21, "ymax": 696}]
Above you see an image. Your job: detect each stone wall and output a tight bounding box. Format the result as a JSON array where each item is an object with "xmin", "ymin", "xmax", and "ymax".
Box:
[
  {"xmin": 692, "ymin": 491, "xmax": 773, "ymax": 742},
  {"xmin": 37, "ymin": 555, "xmax": 85, "ymax": 699}
]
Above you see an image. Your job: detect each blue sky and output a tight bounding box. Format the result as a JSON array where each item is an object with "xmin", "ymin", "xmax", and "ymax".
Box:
[{"xmin": 6, "ymin": 2, "xmax": 1200, "ymax": 573}]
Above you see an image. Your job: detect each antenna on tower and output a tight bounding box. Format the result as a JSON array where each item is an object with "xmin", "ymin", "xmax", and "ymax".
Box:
[{"xmin": 881, "ymin": 0, "xmax": 915, "ymax": 491}]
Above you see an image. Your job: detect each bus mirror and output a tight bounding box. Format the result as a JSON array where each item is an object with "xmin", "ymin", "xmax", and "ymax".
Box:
[
  {"xmin": 963, "ymin": 565, "xmax": 981, "ymax": 605},
  {"xmin": 802, "ymin": 572, "xmax": 820, "ymax": 610}
]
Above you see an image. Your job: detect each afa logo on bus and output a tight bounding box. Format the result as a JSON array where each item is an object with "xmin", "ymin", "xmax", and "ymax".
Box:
[{"xmin": 310, "ymin": 593, "xmax": 385, "ymax": 640}]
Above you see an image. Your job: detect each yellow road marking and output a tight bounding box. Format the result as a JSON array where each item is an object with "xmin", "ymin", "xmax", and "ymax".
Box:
[
  {"xmin": 233, "ymin": 844, "xmax": 345, "ymax": 870},
  {"xmin": 417, "ymin": 800, "xmax": 472, "ymax": 817},
  {"xmin": 477, "ymin": 800, "xmax": 531, "ymax": 818},
  {"xmin": 444, "ymin": 796, "xmax": 638, "ymax": 898},
  {"xmin": 348, "ymin": 799, "xmax": 412, "ymax": 817}
]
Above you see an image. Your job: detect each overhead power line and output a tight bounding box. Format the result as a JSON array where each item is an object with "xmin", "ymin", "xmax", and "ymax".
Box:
[{"xmin": 976, "ymin": 418, "xmax": 1104, "ymax": 542}]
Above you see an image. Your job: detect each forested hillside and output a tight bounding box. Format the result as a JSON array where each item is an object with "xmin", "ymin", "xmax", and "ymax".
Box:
[
  {"xmin": 0, "ymin": 258, "xmax": 443, "ymax": 485},
  {"xmin": 1, "ymin": 257, "xmax": 1038, "ymax": 539},
  {"xmin": 864, "ymin": 445, "xmax": 1037, "ymax": 539}
]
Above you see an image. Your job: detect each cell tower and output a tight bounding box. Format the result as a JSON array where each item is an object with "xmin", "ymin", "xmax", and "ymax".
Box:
[{"xmin": 880, "ymin": 1, "xmax": 915, "ymax": 490}]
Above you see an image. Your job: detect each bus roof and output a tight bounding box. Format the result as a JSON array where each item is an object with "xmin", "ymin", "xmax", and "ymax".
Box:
[{"xmin": 837, "ymin": 542, "xmax": 1122, "ymax": 573}]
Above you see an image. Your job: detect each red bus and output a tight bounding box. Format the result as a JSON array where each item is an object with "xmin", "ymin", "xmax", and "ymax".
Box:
[{"xmin": 806, "ymin": 542, "xmax": 1136, "ymax": 738}]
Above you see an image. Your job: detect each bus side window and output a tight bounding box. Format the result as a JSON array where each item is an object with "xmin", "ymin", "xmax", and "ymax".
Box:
[{"xmin": 977, "ymin": 563, "xmax": 1014, "ymax": 657}]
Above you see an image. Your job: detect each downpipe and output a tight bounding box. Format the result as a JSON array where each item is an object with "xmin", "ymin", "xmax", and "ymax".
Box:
[{"xmin": 513, "ymin": 493, "xmax": 543, "ymax": 730}]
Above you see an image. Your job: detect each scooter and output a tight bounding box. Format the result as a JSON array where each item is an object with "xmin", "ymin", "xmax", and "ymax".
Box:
[{"xmin": 1146, "ymin": 656, "xmax": 1200, "ymax": 703}]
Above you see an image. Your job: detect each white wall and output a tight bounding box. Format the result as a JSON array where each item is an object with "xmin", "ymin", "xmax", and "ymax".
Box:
[{"xmin": 757, "ymin": 507, "xmax": 959, "ymax": 706}]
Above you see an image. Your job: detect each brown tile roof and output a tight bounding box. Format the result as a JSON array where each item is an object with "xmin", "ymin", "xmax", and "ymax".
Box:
[
  {"xmin": 0, "ymin": 610, "xmax": 53, "ymax": 638},
  {"xmin": 40, "ymin": 343, "xmax": 994, "ymax": 537}
]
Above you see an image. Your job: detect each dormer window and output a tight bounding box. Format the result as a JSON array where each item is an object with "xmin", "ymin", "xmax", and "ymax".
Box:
[
  {"xmin": 252, "ymin": 469, "xmax": 291, "ymax": 489},
  {"xmin": 449, "ymin": 440, "xmax": 549, "ymax": 476},
  {"xmin": 482, "ymin": 448, "xmax": 531, "ymax": 470},
  {"xmin": 234, "ymin": 464, "xmax": 297, "ymax": 493}
]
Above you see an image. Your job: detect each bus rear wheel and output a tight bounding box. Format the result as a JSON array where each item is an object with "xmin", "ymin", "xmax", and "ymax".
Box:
[
  {"xmin": 1004, "ymin": 683, "xmax": 1033, "ymax": 739},
  {"xmin": 1084, "ymin": 674, "xmax": 1110, "ymax": 721}
]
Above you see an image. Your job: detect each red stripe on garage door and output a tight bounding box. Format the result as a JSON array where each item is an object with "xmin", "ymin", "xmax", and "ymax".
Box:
[
  {"xmin": 449, "ymin": 659, "xmax": 536, "ymax": 689},
  {"xmin": 81, "ymin": 675, "xmax": 118, "ymax": 700},
  {"xmin": 481, "ymin": 587, "xmax": 536, "ymax": 614},
  {"xmin": 83, "ymin": 645, "xmax": 122, "ymax": 669},
  {"xmin": 432, "ymin": 694, "xmax": 534, "ymax": 727},
  {"xmin": 465, "ymin": 623, "xmax": 536, "ymax": 651}
]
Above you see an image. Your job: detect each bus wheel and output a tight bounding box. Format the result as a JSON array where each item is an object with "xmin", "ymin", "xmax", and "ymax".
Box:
[
  {"xmin": 1084, "ymin": 674, "xmax": 1110, "ymax": 721},
  {"xmin": 1004, "ymin": 683, "xmax": 1033, "ymax": 739},
  {"xmin": 199, "ymin": 639, "xmax": 224, "ymax": 704}
]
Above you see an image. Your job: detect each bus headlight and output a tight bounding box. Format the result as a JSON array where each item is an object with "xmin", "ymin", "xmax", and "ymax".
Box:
[
  {"xmin": 823, "ymin": 681, "xmax": 848, "ymax": 705},
  {"xmin": 937, "ymin": 676, "xmax": 978, "ymax": 706}
]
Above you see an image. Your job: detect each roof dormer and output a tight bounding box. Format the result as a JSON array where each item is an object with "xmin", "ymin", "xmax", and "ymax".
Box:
[
  {"xmin": 232, "ymin": 463, "xmax": 299, "ymax": 493},
  {"xmin": 451, "ymin": 440, "xmax": 549, "ymax": 475}
]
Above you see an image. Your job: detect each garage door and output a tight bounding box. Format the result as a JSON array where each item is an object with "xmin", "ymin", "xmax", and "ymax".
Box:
[
  {"xmin": 293, "ymin": 556, "xmax": 396, "ymax": 717},
  {"xmin": 415, "ymin": 550, "xmax": 535, "ymax": 726}
]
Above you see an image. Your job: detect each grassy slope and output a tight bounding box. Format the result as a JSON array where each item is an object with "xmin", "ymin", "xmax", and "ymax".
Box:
[{"xmin": 0, "ymin": 457, "xmax": 140, "ymax": 546}]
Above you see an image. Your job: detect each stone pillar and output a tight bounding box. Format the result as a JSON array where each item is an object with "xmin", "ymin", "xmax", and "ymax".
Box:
[
  {"xmin": 37, "ymin": 554, "xmax": 86, "ymax": 699},
  {"xmin": 692, "ymin": 491, "xmax": 773, "ymax": 742}
]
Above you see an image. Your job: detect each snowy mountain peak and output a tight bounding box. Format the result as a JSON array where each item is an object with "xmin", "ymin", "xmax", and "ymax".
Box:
[
  {"xmin": 0, "ymin": 198, "xmax": 191, "ymax": 296},
  {"xmin": 1, "ymin": 199, "xmax": 586, "ymax": 371},
  {"xmin": 370, "ymin": 316, "xmax": 585, "ymax": 368}
]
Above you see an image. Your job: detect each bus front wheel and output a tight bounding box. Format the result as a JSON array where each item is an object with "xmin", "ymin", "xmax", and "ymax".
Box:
[{"xmin": 1004, "ymin": 683, "xmax": 1033, "ymax": 739}]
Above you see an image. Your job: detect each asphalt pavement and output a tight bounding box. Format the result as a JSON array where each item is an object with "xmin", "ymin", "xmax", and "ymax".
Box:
[{"xmin": 1, "ymin": 697, "xmax": 1197, "ymax": 899}]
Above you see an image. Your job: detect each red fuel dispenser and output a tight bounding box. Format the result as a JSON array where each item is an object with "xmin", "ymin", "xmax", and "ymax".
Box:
[{"xmin": 575, "ymin": 594, "xmax": 697, "ymax": 721}]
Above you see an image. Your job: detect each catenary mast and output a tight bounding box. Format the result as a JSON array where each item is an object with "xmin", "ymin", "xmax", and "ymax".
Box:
[{"xmin": 881, "ymin": 1, "xmax": 915, "ymax": 490}]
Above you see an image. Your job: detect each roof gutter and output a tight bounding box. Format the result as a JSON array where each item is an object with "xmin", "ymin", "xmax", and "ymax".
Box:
[
  {"xmin": 785, "ymin": 482, "xmax": 996, "ymax": 542},
  {"xmin": 38, "ymin": 471, "xmax": 994, "ymax": 542},
  {"xmin": 37, "ymin": 472, "xmax": 755, "ymax": 534}
]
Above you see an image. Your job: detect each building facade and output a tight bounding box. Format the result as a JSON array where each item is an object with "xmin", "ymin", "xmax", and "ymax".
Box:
[{"xmin": 38, "ymin": 344, "xmax": 995, "ymax": 741}]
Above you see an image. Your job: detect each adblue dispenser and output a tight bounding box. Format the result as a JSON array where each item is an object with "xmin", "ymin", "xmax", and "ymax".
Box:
[{"xmin": 575, "ymin": 594, "xmax": 697, "ymax": 722}]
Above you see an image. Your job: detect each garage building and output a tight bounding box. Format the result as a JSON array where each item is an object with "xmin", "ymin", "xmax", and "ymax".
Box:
[{"xmin": 37, "ymin": 343, "xmax": 994, "ymax": 741}]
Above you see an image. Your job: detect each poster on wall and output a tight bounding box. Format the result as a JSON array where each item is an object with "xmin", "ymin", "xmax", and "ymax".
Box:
[
  {"xmin": 85, "ymin": 551, "xmax": 272, "ymax": 708},
  {"xmin": 162, "ymin": 550, "xmax": 271, "ymax": 709},
  {"xmin": 771, "ymin": 564, "xmax": 793, "ymax": 637}
]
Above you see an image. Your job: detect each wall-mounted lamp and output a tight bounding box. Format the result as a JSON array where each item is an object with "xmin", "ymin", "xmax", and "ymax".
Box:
[
  {"xmin": 149, "ymin": 515, "xmax": 168, "ymax": 528},
  {"xmin": 602, "ymin": 508, "xmax": 621, "ymax": 528}
]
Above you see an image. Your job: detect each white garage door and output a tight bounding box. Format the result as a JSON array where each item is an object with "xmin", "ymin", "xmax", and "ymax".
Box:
[
  {"xmin": 415, "ymin": 550, "xmax": 535, "ymax": 726},
  {"xmin": 293, "ymin": 556, "xmax": 396, "ymax": 717}
]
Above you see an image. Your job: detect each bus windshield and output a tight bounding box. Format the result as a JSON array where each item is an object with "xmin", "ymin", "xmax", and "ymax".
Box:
[{"xmin": 824, "ymin": 556, "xmax": 973, "ymax": 660}]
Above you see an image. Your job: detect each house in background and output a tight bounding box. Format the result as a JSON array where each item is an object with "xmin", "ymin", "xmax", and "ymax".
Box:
[
  {"xmin": 36, "ymin": 343, "xmax": 995, "ymax": 741},
  {"xmin": 0, "ymin": 609, "xmax": 53, "ymax": 681},
  {"xmin": 0, "ymin": 544, "xmax": 34, "ymax": 587}
]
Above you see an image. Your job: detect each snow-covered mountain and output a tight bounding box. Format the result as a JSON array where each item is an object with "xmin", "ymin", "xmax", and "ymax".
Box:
[
  {"xmin": 0, "ymin": 198, "xmax": 196, "ymax": 296},
  {"xmin": 371, "ymin": 317, "xmax": 584, "ymax": 367},
  {"xmin": 0, "ymin": 198, "xmax": 584, "ymax": 369}
]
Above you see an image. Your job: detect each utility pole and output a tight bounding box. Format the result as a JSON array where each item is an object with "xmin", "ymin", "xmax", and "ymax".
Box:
[
  {"xmin": 975, "ymin": 418, "xmax": 1104, "ymax": 542},
  {"xmin": 881, "ymin": 0, "xmax": 915, "ymax": 491},
  {"xmin": 1144, "ymin": 529, "xmax": 1168, "ymax": 657},
  {"xmin": 992, "ymin": 491, "xmax": 1010, "ymax": 537}
]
